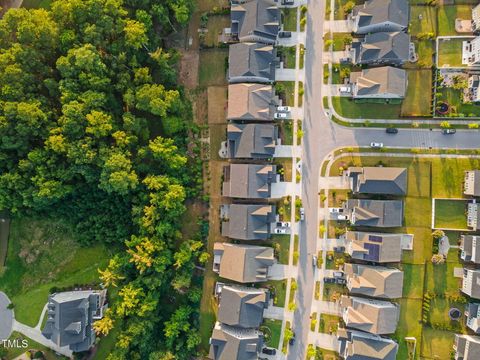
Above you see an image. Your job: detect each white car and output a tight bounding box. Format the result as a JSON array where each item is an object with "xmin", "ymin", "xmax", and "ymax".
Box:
[
  {"xmin": 274, "ymin": 228, "xmax": 287, "ymax": 234},
  {"xmin": 276, "ymin": 106, "xmax": 291, "ymax": 112},
  {"xmin": 300, "ymin": 208, "xmax": 305, "ymax": 221},
  {"xmin": 329, "ymin": 208, "xmax": 343, "ymax": 214},
  {"xmin": 274, "ymin": 112, "xmax": 288, "ymax": 119},
  {"xmin": 276, "ymin": 221, "xmax": 291, "ymax": 228},
  {"xmin": 370, "ymin": 142, "xmax": 384, "ymax": 149}
]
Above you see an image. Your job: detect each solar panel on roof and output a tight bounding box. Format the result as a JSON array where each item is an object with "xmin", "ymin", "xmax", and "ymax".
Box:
[
  {"xmin": 369, "ymin": 235, "xmax": 383, "ymax": 243},
  {"xmin": 363, "ymin": 243, "xmax": 380, "ymax": 261}
]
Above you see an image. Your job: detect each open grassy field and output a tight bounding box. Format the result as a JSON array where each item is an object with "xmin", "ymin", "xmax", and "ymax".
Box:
[
  {"xmin": 330, "ymin": 97, "xmax": 402, "ymax": 119},
  {"xmin": 410, "ymin": 5, "xmax": 437, "ymax": 36},
  {"xmin": 0, "ymin": 218, "xmax": 111, "ymax": 327},
  {"xmin": 199, "ymin": 49, "xmax": 228, "ymax": 87},
  {"xmin": 401, "ymin": 70, "xmax": 432, "ymax": 117},
  {"xmin": 437, "ymin": 38, "xmax": 464, "ymax": 67},
  {"xmin": 438, "ymin": 5, "xmax": 472, "ymax": 36},
  {"xmin": 434, "ymin": 199, "xmax": 468, "ymax": 229}
]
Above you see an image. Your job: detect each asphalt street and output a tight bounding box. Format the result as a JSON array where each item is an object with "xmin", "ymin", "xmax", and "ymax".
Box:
[{"xmin": 0, "ymin": 291, "xmax": 13, "ymax": 341}]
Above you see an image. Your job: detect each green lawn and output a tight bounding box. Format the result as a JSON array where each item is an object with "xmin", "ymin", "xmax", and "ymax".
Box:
[
  {"xmin": 401, "ymin": 264, "xmax": 425, "ymax": 299},
  {"xmin": 266, "ymin": 279, "xmax": 287, "ymax": 308},
  {"xmin": 262, "ymin": 319, "xmax": 282, "ymax": 348},
  {"xmin": 0, "ymin": 219, "xmax": 111, "ymax": 327},
  {"xmin": 410, "ymin": 5, "xmax": 437, "ymax": 36},
  {"xmin": 434, "ymin": 199, "xmax": 468, "ymax": 229},
  {"xmin": 333, "ymin": 0, "xmax": 355, "ymax": 20},
  {"xmin": 325, "ymin": 33, "xmax": 352, "ymax": 51},
  {"xmin": 416, "ymin": 39, "xmax": 435, "ymax": 68},
  {"xmin": 425, "ymin": 261, "xmax": 464, "ymax": 296},
  {"xmin": 278, "ymin": 46, "xmax": 296, "ymax": 69},
  {"xmin": 438, "ymin": 5, "xmax": 472, "ymax": 36},
  {"xmin": 204, "ymin": 15, "xmax": 230, "ymax": 47},
  {"xmin": 199, "ymin": 49, "xmax": 228, "ymax": 87},
  {"xmin": 279, "ymin": 120, "xmax": 294, "ymax": 146},
  {"xmin": 421, "ymin": 327, "xmax": 456, "ymax": 359},
  {"xmin": 401, "ymin": 70, "xmax": 432, "ymax": 117},
  {"xmin": 393, "ymin": 299, "xmax": 423, "ymax": 360},
  {"xmin": 437, "ymin": 38, "xmax": 464, "ymax": 68},
  {"xmin": 272, "ymin": 234, "xmax": 291, "ymax": 264},
  {"xmin": 4, "ymin": 332, "xmax": 65, "ymax": 360},
  {"xmin": 277, "ymin": 81, "xmax": 296, "ymax": 107},
  {"xmin": 283, "ymin": 8, "xmax": 297, "ymax": 31},
  {"xmin": 331, "ymin": 97, "xmax": 402, "ymax": 119},
  {"xmin": 0, "ymin": 216, "xmax": 9, "ymax": 268},
  {"xmin": 437, "ymin": 87, "xmax": 480, "ymax": 117},
  {"xmin": 319, "ymin": 314, "xmax": 341, "ymax": 334},
  {"xmin": 93, "ymin": 320, "xmax": 123, "ymax": 360},
  {"xmin": 21, "ymin": 0, "xmax": 52, "ymax": 9},
  {"xmin": 316, "ymin": 347, "xmax": 340, "ymax": 360}
]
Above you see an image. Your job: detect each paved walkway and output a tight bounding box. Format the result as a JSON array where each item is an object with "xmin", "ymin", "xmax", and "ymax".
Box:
[
  {"xmin": 0, "ymin": 292, "xmax": 13, "ymax": 341},
  {"xmin": 324, "ymin": 20, "xmax": 351, "ymax": 33}
]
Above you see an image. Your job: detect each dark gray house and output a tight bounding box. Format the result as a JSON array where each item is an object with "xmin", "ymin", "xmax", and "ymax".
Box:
[
  {"xmin": 344, "ymin": 199, "xmax": 404, "ymax": 228},
  {"xmin": 352, "ymin": 0, "xmax": 409, "ymax": 35},
  {"xmin": 42, "ymin": 290, "xmax": 107, "ymax": 352},
  {"xmin": 221, "ymin": 204, "xmax": 276, "ymax": 240},
  {"xmin": 226, "ymin": 123, "xmax": 278, "ymax": 159},
  {"xmin": 351, "ymin": 32, "xmax": 410, "ymax": 66},
  {"xmin": 454, "ymin": 334, "xmax": 480, "ymax": 360},
  {"xmin": 209, "ymin": 322, "xmax": 263, "ymax": 360},
  {"xmin": 227, "ymin": 83, "xmax": 279, "ymax": 121},
  {"xmin": 231, "ymin": 0, "xmax": 280, "ymax": 44},
  {"xmin": 222, "ymin": 164, "xmax": 277, "ymax": 199},
  {"xmin": 337, "ymin": 328, "xmax": 398, "ymax": 360},
  {"xmin": 229, "ymin": 42, "xmax": 277, "ymax": 83},
  {"xmin": 462, "ymin": 268, "xmax": 480, "ymax": 300},
  {"xmin": 347, "ymin": 166, "xmax": 407, "ymax": 195},
  {"xmin": 217, "ymin": 285, "xmax": 269, "ymax": 328},
  {"xmin": 461, "ymin": 235, "xmax": 480, "ymax": 264}
]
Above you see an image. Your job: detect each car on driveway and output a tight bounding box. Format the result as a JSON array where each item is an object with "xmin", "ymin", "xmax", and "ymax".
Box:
[
  {"xmin": 324, "ymin": 277, "xmax": 336, "ymax": 284},
  {"xmin": 274, "ymin": 112, "xmax": 288, "ymax": 119},
  {"xmin": 336, "ymin": 278, "xmax": 347, "ymax": 285},
  {"xmin": 276, "ymin": 221, "xmax": 291, "ymax": 228},
  {"xmin": 333, "ymin": 246, "xmax": 345, "ymax": 253},
  {"xmin": 276, "ymin": 106, "xmax": 291, "ymax": 112},
  {"xmin": 278, "ymin": 31, "xmax": 292, "ymax": 38},
  {"xmin": 274, "ymin": 228, "xmax": 287, "ymax": 234},
  {"xmin": 262, "ymin": 347, "xmax": 276, "ymax": 355},
  {"xmin": 329, "ymin": 208, "xmax": 343, "ymax": 214},
  {"xmin": 443, "ymin": 128, "xmax": 456, "ymax": 135},
  {"xmin": 386, "ymin": 127, "xmax": 398, "ymax": 134},
  {"xmin": 370, "ymin": 142, "xmax": 384, "ymax": 149}
]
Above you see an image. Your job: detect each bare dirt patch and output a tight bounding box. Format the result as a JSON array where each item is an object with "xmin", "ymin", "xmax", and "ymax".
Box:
[
  {"xmin": 178, "ymin": 50, "xmax": 199, "ymax": 90},
  {"xmin": 207, "ymin": 86, "xmax": 227, "ymax": 124}
]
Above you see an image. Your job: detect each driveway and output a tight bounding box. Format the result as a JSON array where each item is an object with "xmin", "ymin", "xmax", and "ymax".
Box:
[
  {"xmin": 324, "ymin": 20, "xmax": 351, "ymax": 33},
  {"xmin": 276, "ymin": 68, "xmax": 304, "ymax": 82},
  {"xmin": 277, "ymin": 32, "xmax": 306, "ymax": 46},
  {"xmin": 0, "ymin": 291, "xmax": 13, "ymax": 340}
]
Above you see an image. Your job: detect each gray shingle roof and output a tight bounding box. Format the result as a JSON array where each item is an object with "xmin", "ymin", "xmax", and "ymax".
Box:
[
  {"xmin": 338, "ymin": 329, "xmax": 398, "ymax": 360},
  {"xmin": 464, "ymin": 170, "xmax": 480, "ymax": 197},
  {"xmin": 227, "ymin": 83, "xmax": 278, "ymax": 121},
  {"xmin": 348, "ymin": 166, "xmax": 407, "ymax": 195},
  {"xmin": 455, "ymin": 334, "xmax": 480, "ymax": 360},
  {"xmin": 209, "ymin": 322, "xmax": 263, "ymax": 360},
  {"xmin": 345, "ymin": 231, "xmax": 403, "ymax": 263},
  {"xmin": 352, "ymin": 32, "xmax": 410, "ymax": 65},
  {"xmin": 213, "ymin": 243, "xmax": 275, "ymax": 283},
  {"xmin": 353, "ymin": 0, "xmax": 409, "ymax": 34},
  {"xmin": 227, "ymin": 123, "xmax": 278, "ymax": 159},
  {"xmin": 229, "ymin": 42, "xmax": 277, "ymax": 83},
  {"xmin": 222, "ymin": 163, "xmax": 277, "ymax": 199},
  {"xmin": 461, "ymin": 235, "xmax": 480, "ymax": 264},
  {"xmin": 352, "ymin": 67, "xmax": 407, "ymax": 99},
  {"xmin": 221, "ymin": 203, "xmax": 276, "ymax": 240},
  {"xmin": 217, "ymin": 285, "xmax": 268, "ymax": 328},
  {"xmin": 345, "ymin": 199, "xmax": 404, "ymax": 228},
  {"xmin": 462, "ymin": 269, "xmax": 480, "ymax": 300},
  {"xmin": 466, "ymin": 303, "xmax": 480, "ymax": 333},
  {"xmin": 231, "ymin": 0, "xmax": 280, "ymax": 44}
]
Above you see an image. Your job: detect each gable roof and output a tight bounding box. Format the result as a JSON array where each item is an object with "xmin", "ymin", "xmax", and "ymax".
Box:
[
  {"xmin": 345, "ymin": 231, "xmax": 403, "ymax": 263},
  {"xmin": 352, "ymin": 67, "xmax": 407, "ymax": 98},
  {"xmin": 222, "ymin": 163, "xmax": 277, "ymax": 199},
  {"xmin": 348, "ymin": 166, "xmax": 407, "ymax": 195},
  {"xmin": 209, "ymin": 322, "xmax": 262, "ymax": 360},
  {"xmin": 221, "ymin": 203, "xmax": 276, "ymax": 240},
  {"xmin": 455, "ymin": 334, "xmax": 480, "ymax": 360},
  {"xmin": 218, "ymin": 285, "xmax": 268, "ymax": 328},
  {"xmin": 227, "ymin": 83, "xmax": 278, "ymax": 121},
  {"xmin": 338, "ymin": 329, "xmax": 398, "ymax": 360},
  {"xmin": 353, "ymin": 0, "xmax": 409, "ymax": 32},
  {"xmin": 466, "ymin": 303, "xmax": 480, "ymax": 333},
  {"xmin": 462, "ymin": 269, "xmax": 480, "ymax": 300},
  {"xmin": 227, "ymin": 123, "xmax": 278, "ymax": 159},
  {"xmin": 340, "ymin": 296, "xmax": 400, "ymax": 335},
  {"xmin": 353, "ymin": 32, "xmax": 410, "ymax": 64},
  {"xmin": 213, "ymin": 243, "xmax": 275, "ymax": 283},
  {"xmin": 345, "ymin": 199, "xmax": 404, "ymax": 228},
  {"xmin": 231, "ymin": 0, "xmax": 280, "ymax": 44},
  {"xmin": 229, "ymin": 42, "xmax": 277, "ymax": 83},
  {"xmin": 344, "ymin": 263, "xmax": 404, "ymax": 299},
  {"xmin": 461, "ymin": 235, "xmax": 480, "ymax": 264},
  {"xmin": 464, "ymin": 170, "xmax": 480, "ymax": 197}
]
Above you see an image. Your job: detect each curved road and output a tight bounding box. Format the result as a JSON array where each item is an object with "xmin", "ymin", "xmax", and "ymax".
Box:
[
  {"xmin": 0, "ymin": 291, "xmax": 13, "ymax": 341},
  {"xmin": 288, "ymin": 0, "xmax": 480, "ymax": 359}
]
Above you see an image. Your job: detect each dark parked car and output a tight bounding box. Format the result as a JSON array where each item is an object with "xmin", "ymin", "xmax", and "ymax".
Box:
[
  {"xmin": 386, "ymin": 127, "xmax": 398, "ymax": 134},
  {"xmin": 443, "ymin": 128, "xmax": 456, "ymax": 134},
  {"xmin": 336, "ymin": 278, "xmax": 347, "ymax": 285},
  {"xmin": 324, "ymin": 277, "xmax": 336, "ymax": 284},
  {"xmin": 289, "ymin": 332, "xmax": 296, "ymax": 346},
  {"xmin": 278, "ymin": 31, "xmax": 292, "ymax": 38},
  {"xmin": 333, "ymin": 246, "xmax": 345, "ymax": 253},
  {"xmin": 262, "ymin": 348, "xmax": 276, "ymax": 355}
]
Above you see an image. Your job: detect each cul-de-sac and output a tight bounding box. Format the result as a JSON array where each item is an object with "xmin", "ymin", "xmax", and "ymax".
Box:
[{"xmin": 3, "ymin": 0, "xmax": 480, "ymax": 360}]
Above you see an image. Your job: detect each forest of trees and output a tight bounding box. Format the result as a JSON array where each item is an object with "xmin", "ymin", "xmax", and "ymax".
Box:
[{"xmin": 0, "ymin": 0, "xmax": 206, "ymax": 359}]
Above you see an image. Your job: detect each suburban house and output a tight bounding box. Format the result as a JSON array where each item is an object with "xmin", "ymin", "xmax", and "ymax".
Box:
[
  {"xmin": 209, "ymin": 322, "xmax": 263, "ymax": 360},
  {"xmin": 464, "ymin": 170, "xmax": 480, "ymax": 197},
  {"xmin": 41, "ymin": 290, "xmax": 107, "ymax": 352},
  {"xmin": 221, "ymin": 203, "xmax": 276, "ymax": 240},
  {"xmin": 222, "ymin": 163, "xmax": 278, "ymax": 199},
  {"xmin": 345, "ymin": 231, "xmax": 403, "ymax": 263},
  {"xmin": 228, "ymin": 42, "xmax": 277, "ymax": 83},
  {"xmin": 226, "ymin": 123, "xmax": 278, "ymax": 159},
  {"xmin": 337, "ymin": 328, "xmax": 398, "ymax": 360},
  {"xmin": 343, "ymin": 199, "xmax": 404, "ymax": 228},
  {"xmin": 347, "ymin": 166, "xmax": 408, "ymax": 195},
  {"xmin": 213, "ymin": 243, "xmax": 275, "ymax": 283},
  {"xmin": 460, "ymin": 235, "xmax": 480, "ymax": 264},
  {"xmin": 453, "ymin": 334, "xmax": 480, "ymax": 360},
  {"xmin": 351, "ymin": 0, "xmax": 409, "ymax": 35},
  {"xmin": 473, "ymin": 3, "xmax": 480, "ymax": 34},
  {"xmin": 227, "ymin": 83, "xmax": 279, "ymax": 121},
  {"xmin": 462, "ymin": 268, "xmax": 480, "ymax": 299},
  {"xmin": 350, "ymin": 67, "xmax": 407, "ymax": 99},
  {"xmin": 217, "ymin": 285, "xmax": 269, "ymax": 328},
  {"xmin": 463, "ymin": 37, "xmax": 480, "ymax": 67},
  {"xmin": 467, "ymin": 202, "xmax": 480, "ymax": 231},
  {"xmin": 465, "ymin": 302, "xmax": 480, "ymax": 334},
  {"xmin": 343, "ymin": 263, "xmax": 404, "ymax": 299},
  {"xmin": 351, "ymin": 31, "xmax": 410, "ymax": 66},
  {"xmin": 465, "ymin": 75, "xmax": 480, "ymax": 103},
  {"xmin": 230, "ymin": 0, "xmax": 280, "ymax": 44},
  {"xmin": 339, "ymin": 295, "xmax": 400, "ymax": 335}
]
